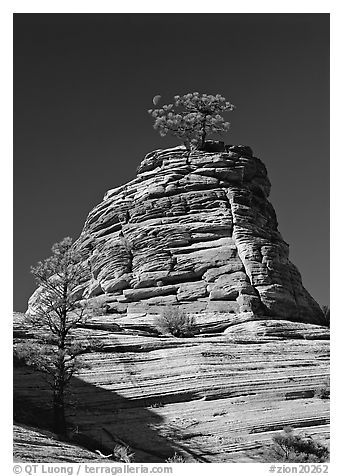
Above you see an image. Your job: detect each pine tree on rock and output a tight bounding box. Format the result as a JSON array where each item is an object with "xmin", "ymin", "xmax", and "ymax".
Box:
[
  {"xmin": 148, "ymin": 92, "xmax": 235, "ymax": 149},
  {"xmin": 16, "ymin": 237, "xmax": 99, "ymax": 436}
]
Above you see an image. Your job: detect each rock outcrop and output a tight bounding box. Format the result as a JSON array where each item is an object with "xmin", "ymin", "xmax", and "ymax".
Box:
[{"xmin": 45, "ymin": 144, "xmax": 324, "ymax": 328}]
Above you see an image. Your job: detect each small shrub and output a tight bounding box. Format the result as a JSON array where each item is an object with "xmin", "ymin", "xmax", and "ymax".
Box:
[
  {"xmin": 267, "ymin": 427, "xmax": 329, "ymax": 462},
  {"xmin": 112, "ymin": 444, "xmax": 135, "ymax": 463},
  {"xmin": 149, "ymin": 401, "xmax": 164, "ymax": 408},
  {"xmin": 213, "ymin": 409, "xmax": 228, "ymax": 417},
  {"xmin": 155, "ymin": 308, "xmax": 197, "ymax": 338},
  {"xmin": 165, "ymin": 452, "xmax": 186, "ymax": 463},
  {"xmin": 89, "ymin": 304, "xmax": 107, "ymax": 317},
  {"xmin": 315, "ymin": 380, "xmax": 330, "ymax": 400},
  {"xmin": 13, "ymin": 346, "xmax": 29, "ymax": 367}
]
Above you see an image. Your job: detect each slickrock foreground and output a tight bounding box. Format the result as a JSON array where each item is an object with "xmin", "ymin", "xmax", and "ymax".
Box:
[
  {"xmin": 14, "ymin": 313, "xmax": 329, "ymax": 463},
  {"xmin": 13, "ymin": 424, "xmax": 105, "ymax": 463}
]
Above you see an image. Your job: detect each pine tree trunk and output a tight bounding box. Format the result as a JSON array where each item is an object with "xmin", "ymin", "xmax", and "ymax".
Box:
[
  {"xmin": 53, "ymin": 387, "xmax": 66, "ymax": 436},
  {"xmin": 53, "ymin": 299, "xmax": 67, "ymax": 436}
]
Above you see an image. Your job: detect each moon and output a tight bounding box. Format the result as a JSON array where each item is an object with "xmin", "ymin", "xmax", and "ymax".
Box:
[{"xmin": 153, "ymin": 95, "xmax": 162, "ymax": 106}]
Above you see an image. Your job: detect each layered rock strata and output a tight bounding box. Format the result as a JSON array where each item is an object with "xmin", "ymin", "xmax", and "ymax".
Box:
[
  {"xmin": 13, "ymin": 424, "xmax": 105, "ymax": 463},
  {"xmin": 14, "ymin": 314, "xmax": 330, "ymax": 463},
  {"xmin": 54, "ymin": 144, "xmax": 324, "ymax": 326}
]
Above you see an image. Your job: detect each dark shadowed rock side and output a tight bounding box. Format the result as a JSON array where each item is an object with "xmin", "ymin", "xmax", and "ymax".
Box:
[{"xmin": 29, "ymin": 144, "xmax": 324, "ymax": 328}]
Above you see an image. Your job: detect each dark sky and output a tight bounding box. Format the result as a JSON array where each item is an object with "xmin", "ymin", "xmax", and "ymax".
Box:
[{"xmin": 13, "ymin": 13, "xmax": 329, "ymax": 311}]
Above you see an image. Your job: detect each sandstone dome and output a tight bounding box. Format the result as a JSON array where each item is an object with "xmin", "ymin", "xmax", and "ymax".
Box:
[{"xmin": 43, "ymin": 143, "xmax": 325, "ymax": 330}]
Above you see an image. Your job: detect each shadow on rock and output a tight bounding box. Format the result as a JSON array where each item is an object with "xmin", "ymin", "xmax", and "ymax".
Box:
[{"xmin": 14, "ymin": 361, "xmax": 179, "ymax": 462}]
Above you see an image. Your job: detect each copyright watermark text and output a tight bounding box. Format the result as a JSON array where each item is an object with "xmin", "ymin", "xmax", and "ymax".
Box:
[{"xmin": 13, "ymin": 464, "xmax": 173, "ymax": 475}]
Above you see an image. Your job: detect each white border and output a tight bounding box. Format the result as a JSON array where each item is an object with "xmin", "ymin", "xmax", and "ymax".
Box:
[{"xmin": 3, "ymin": 1, "xmax": 341, "ymax": 473}]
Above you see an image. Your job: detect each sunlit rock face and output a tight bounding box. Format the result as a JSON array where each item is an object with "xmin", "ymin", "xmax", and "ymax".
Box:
[{"xmin": 55, "ymin": 143, "xmax": 324, "ymax": 328}]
